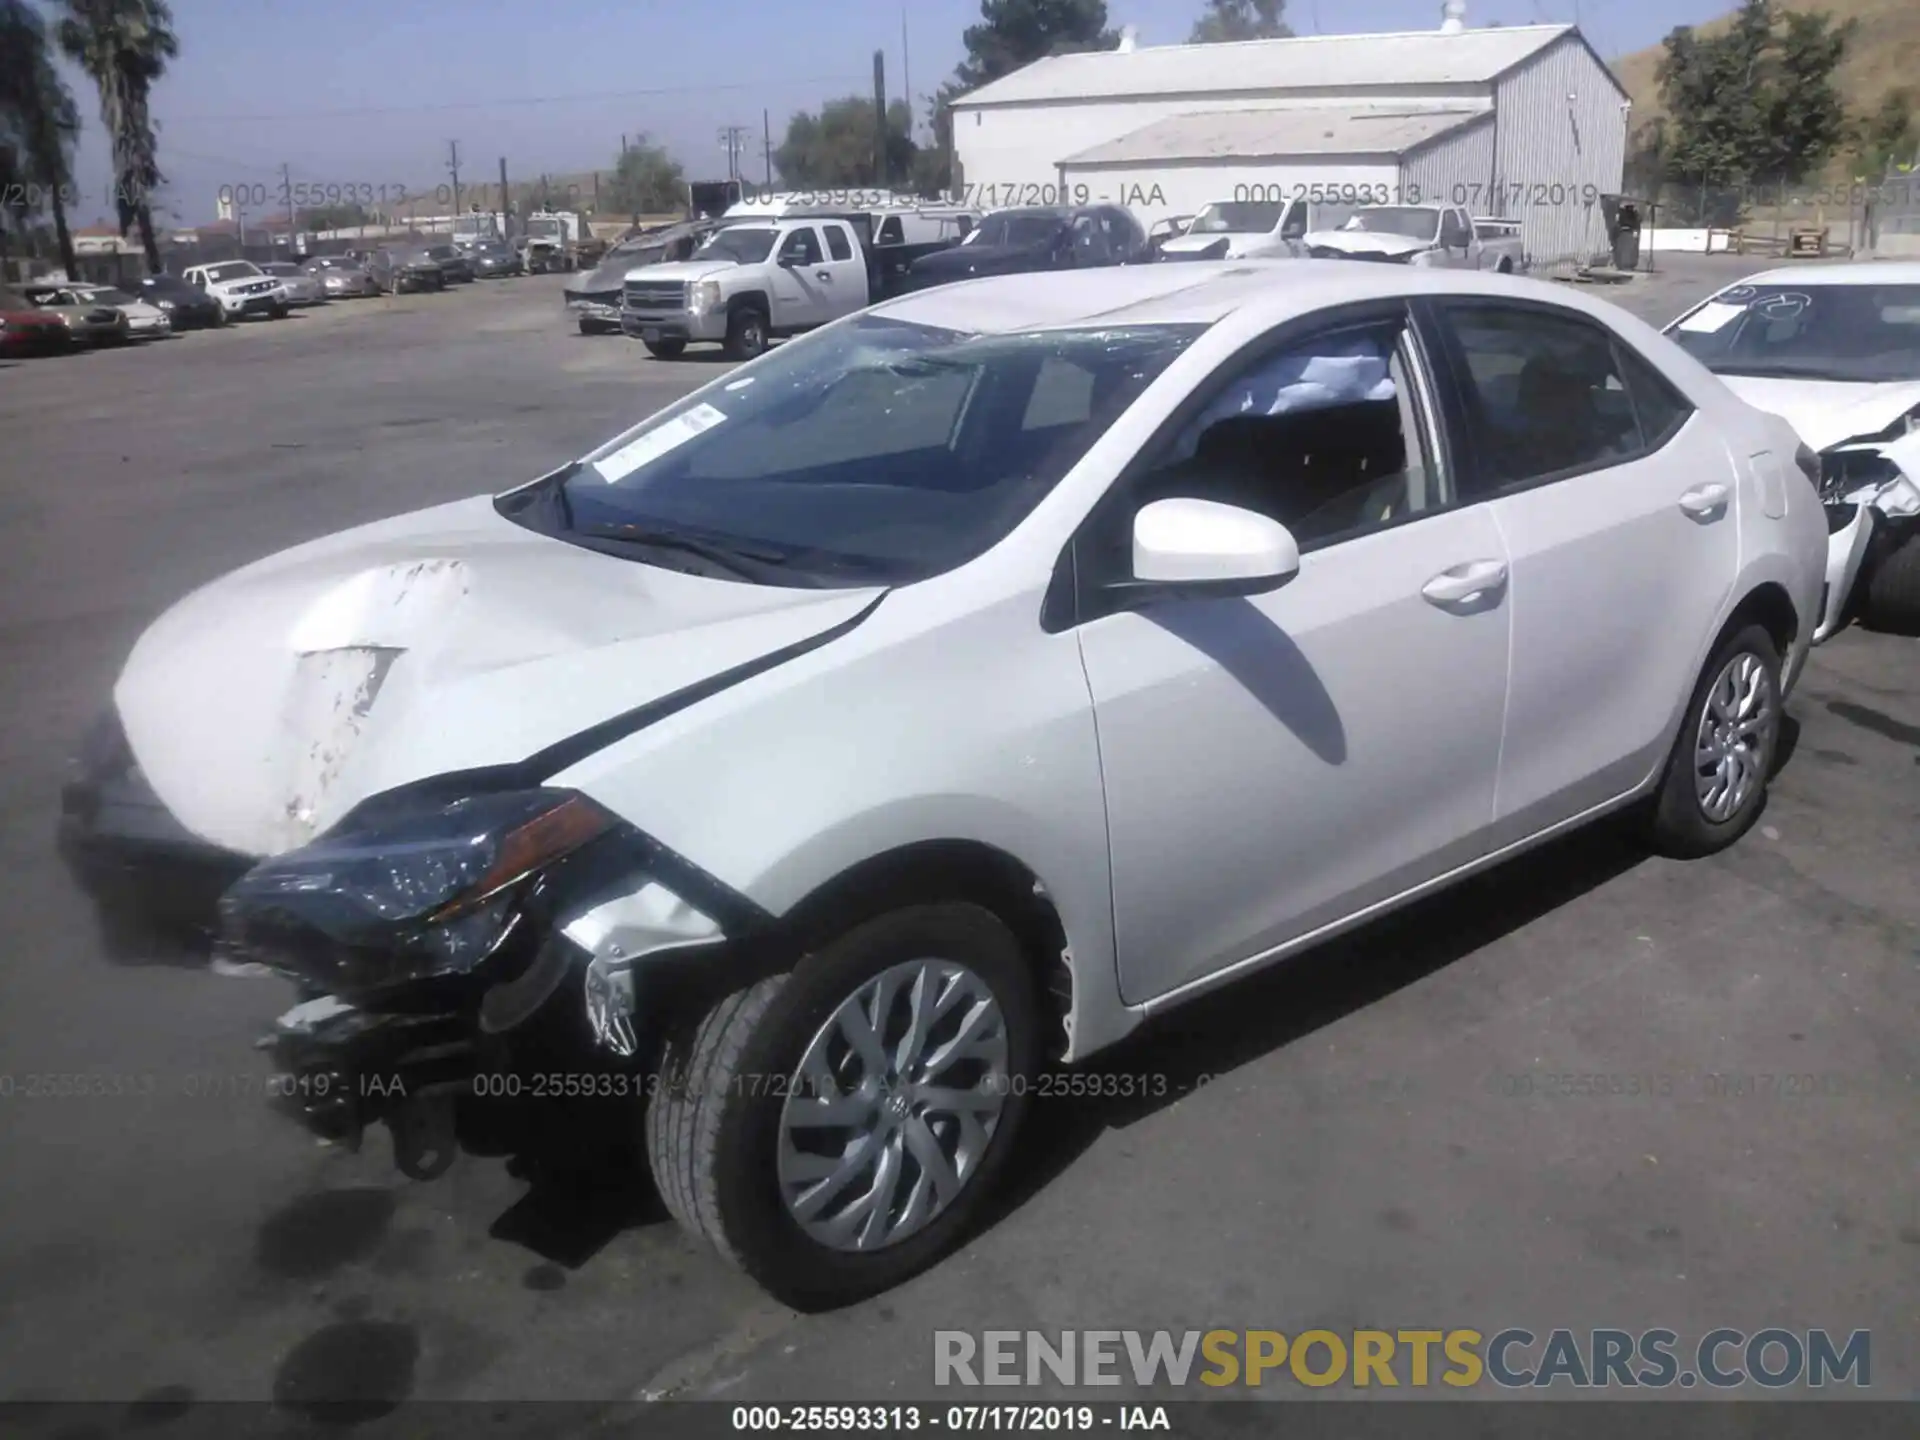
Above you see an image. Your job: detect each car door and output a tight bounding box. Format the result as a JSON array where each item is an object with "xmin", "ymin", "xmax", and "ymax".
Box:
[
  {"xmin": 1418, "ymin": 297, "xmax": 1729, "ymax": 846},
  {"xmin": 1073, "ymin": 302, "xmax": 1513, "ymax": 1004},
  {"xmin": 770, "ymin": 225, "xmax": 828, "ymax": 329},
  {"xmin": 818, "ymin": 221, "xmax": 868, "ymax": 314}
]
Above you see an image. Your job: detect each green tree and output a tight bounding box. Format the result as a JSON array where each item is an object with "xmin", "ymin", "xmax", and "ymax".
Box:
[
  {"xmin": 922, "ymin": 0, "xmax": 1119, "ymax": 194},
  {"xmin": 0, "ymin": 0, "xmax": 81, "ymax": 278},
  {"xmin": 1188, "ymin": 0, "xmax": 1291, "ymax": 43},
  {"xmin": 603, "ymin": 135, "xmax": 685, "ymax": 218},
  {"xmin": 54, "ymin": 0, "xmax": 177, "ymax": 272},
  {"xmin": 1853, "ymin": 89, "xmax": 1915, "ymax": 178},
  {"xmin": 1653, "ymin": 0, "xmax": 1853, "ymax": 223},
  {"xmin": 776, "ymin": 96, "xmax": 917, "ymax": 188}
]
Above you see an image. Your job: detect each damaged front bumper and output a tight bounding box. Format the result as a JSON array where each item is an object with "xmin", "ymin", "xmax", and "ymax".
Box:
[{"xmin": 59, "ymin": 709, "xmax": 780, "ymax": 1176}]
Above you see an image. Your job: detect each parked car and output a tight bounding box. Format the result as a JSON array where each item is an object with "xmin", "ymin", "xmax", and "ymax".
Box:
[
  {"xmin": 421, "ymin": 244, "xmax": 475, "ymax": 283},
  {"xmin": 1303, "ymin": 204, "xmax": 1517, "ymax": 271},
  {"xmin": 1663, "ymin": 261, "xmax": 1920, "ymax": 636},
  {"xmin": 519, "ymin": 236, "xmax": 569, "ymax": 274},
  {"xmin": 0, "ymin": 285, "xmax": 71, "ymax": 354},
  {"xmin": 567, "ymin": 224, "xmax": 714, "ymax": 333},
  {"xmin": 1157, "ymin": 196, "xmax": 1342, "ymax": 262},
  {"xmin": 60, "ymin": 263, "xmax": 1824, "ymax": 1311},
  {"xmin": 300, "ymin": 254, "xmax": 381, "ymax": 299},
  {"xmin": 1472, "ymin": 217, "xmax": 1527, "ymax": 273},
  {"xmin": 466, "ymin": 239, "xmax": 522, "ymax": 279},
  {"xmin": 261, "ymin": 262, "xmax": 328, "ymax": 306},
  {"xmin": 63, "ymin": 283, "xmax": 172, "ymax": 339},
  {"xmin": 135, "ymin": 273, "xmax": 228, "ymax": 329},
  {"xmin": 368, "ymin": 246, "xmax": 447, "ymax": 294},
  {"xmin": 179, "ymin": 260, "xmax": 291, "ymax": 320},
  {"xmin": 904, "ymin": 205, "xmax": 1148, "ymax": 289},
  {"xmin": 21, "ymin": 283, "xmax": 132, "ymax": 345}
]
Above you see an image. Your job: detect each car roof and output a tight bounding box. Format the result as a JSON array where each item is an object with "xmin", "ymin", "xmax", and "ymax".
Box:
[
  {"xmin": 1731, "ymin": 260, "xmax": 1920, "ymax": 288},
  {"xmin": 869, "ymin": 259, "xmax": 1635, "ymax": 335}
]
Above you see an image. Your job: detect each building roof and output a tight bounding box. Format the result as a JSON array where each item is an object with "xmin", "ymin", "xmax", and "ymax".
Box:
[
  {"xmin": 953, "ymin": 24, "xmax": 1574, "ymax": 108},
  {"xmin": 1060, "ymin": 106, "xmax": 1491, "ymax": 167}
]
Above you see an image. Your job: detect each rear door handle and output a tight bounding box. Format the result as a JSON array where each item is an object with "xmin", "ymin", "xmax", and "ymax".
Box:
[
  {"xmin": 1679, "ymin": 483, "xmax": 1730, "ymax": 517},
  {"xmin": 1422, "ymin": 559, "xmax": 1508, "ymax": 607}
]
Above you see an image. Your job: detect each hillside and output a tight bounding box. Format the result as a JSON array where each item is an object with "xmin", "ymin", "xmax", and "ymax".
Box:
[{"xmin": 1609, "ymin": 0, "xmax": 1915, "ymax": 131}]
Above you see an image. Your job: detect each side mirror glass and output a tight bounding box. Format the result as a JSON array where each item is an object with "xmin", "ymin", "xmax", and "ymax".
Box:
[{"xmin": 1130, "ymin": 498, "xmax": 1301, "ymax": 595}]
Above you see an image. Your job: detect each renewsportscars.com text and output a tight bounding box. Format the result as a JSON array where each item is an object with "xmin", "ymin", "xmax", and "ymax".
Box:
[{"xmin": 934, "ymin": 1328, "xmax": 1871, "ymax": 1390}]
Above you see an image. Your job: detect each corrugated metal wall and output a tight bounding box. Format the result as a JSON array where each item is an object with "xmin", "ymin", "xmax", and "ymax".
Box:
[
  {"xmin": 1490, "ymin": 34, "xmax": 1628, "ymax": 266},
  {"xmin": 1398, "ymin": 116, "xmax": 1498, "ymax": 214}
]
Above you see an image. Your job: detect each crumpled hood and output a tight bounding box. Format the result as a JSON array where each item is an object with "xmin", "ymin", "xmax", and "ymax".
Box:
[
  {"xmin": 1716, "ymin": 376, "xmax": 1920, "ymax": 452},
  {"xmin": 1160, "ymin": 232, "xmax": 1290, "ymax": 260},
  {"xmin": 115, "ymin": 495, "xmax": 884, "ymax": 858},
  {"xmin": 1301, "ymin": 229, "xmax": 1430, "ymax": 259}
]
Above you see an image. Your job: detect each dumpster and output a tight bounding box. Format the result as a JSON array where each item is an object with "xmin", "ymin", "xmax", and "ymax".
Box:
[{"xmin": 1612, "ymin": 201, "xmax": 1642, "ymax": 268}]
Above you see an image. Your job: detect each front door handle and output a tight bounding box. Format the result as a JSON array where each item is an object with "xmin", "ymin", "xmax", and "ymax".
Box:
[
  {"xmin": 1679, "ymin": 483, "xmax": 1730, "ymax": 517},
  {"xmin": 816, "ymin": 269, "xmax": 832, "ymax": 281},
  {"xmin": 1422, "ymin": 559, "xmax": 1508, "ymax": 607}
]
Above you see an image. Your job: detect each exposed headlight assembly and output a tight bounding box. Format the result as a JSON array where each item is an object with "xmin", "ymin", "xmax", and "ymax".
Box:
[
  {"xmin": 689, "ymin": 279, "xmax": 722, "ymax": 313},
  {"xmin": 216, "ymin": 788, "xmax": 617, "ymax": 995}
]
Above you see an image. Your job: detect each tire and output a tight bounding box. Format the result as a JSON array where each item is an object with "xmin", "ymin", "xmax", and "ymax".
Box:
[
  {"xmin": 1645, "ymin": 623, "xmax": 1783, "ymax": 858},
  {"xmin": 722, "ymin": 304, "xmax": 769, "ymax": 361},
  {"xmin": 270, "ymin": 304, "xmax": 289, "ymax": 320},
  {"xmin": 1496, "ymin": 257, "xmax": 1514, "ymax": 274},
  {"xmin": 1858, "ymin": 528, "xmax": 1920, "ymax": 636},
  {"xmin": 643, "ymin": 338, "xmax": 687, "ymax": 359},
  {"xmin": 645, "ymin": 903, "xmax": 1039, "ymax": 1311},
  {"xmin": 577, "ymin": 316, "xmax": 606, "ymax": 335}
]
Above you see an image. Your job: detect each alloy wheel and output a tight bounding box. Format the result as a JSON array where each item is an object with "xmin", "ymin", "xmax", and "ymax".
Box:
[
  {"xmin": 1693, "ymin": 650, "xmax": 1777, "ymax": 823},
  {"xmin": 776, "ymin": 959, "xmax": 1010, "ymax": 1253}
]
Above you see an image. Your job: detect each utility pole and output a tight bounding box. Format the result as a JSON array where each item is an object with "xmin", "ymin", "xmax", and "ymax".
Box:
[
  {"xmin": 498, "ymin": 156, "xmax": 510, "ymax": 238},
  {"xmin": 872, "ymin": 51, "xmax": 888, "ymax": 189},
  {"xmin": 717, "ymin": 125, "xmax": 749, "ymax": 184},
  {"xmin": 281, "ymin": 162, "xmax": 295, "ymax": 252},
  {"xmin": 447, "ymin": 140, "xmax": 463, "ymax": 224},
  {"xmin": 902, "ymin": 5, "xmax": 913, "ymax": 145},
  {"xmin": 763, "ymin": 109, "xmax": 773, "ymax": 189}
]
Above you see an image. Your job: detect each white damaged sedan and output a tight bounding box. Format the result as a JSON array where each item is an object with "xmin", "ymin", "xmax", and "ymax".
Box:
[
  {"xmin": 1664, "ymin": 261, "xmax": 1920, "ymax": 638},
  {"xmin": 61, "ymin": 262, "xmax": 1823, "ymax": 1309}
]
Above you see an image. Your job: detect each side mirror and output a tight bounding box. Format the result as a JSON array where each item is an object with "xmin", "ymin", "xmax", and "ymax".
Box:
[{"xmin": 1128, "ymin": 498, "xmax": 1300, "ymax": 596}]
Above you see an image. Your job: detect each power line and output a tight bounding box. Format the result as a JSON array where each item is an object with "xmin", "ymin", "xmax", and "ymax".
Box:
[{"xmin": 168, "ymin": 73, "xmax": 872, "ymax": 124}]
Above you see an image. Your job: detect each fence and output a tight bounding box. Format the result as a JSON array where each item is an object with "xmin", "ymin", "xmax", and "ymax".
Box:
[{"xmin": 1627, "ymin": 170, "xmax": 1920, "ymax": 261}]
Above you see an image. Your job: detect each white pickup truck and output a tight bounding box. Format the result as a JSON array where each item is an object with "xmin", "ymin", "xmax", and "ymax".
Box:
[
  {"xmin": 1302, "ymin": 204, "xmax": 1524, "ymax": 272},
  {"xmin": 1156, "ymin": 195, "xmax": 1348, "ymax": 262},
  {"xmin": 179, "ymin": 259, "xmax": 291, "ymax": 320}
]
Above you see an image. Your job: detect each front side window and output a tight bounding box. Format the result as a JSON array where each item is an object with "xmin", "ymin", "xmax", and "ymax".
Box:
[
  {"xmin": 779, "ymin": 227, "xmax": 823, "ymax": 266},
  {"xmin": 1122, "ymin": 317, "xmax": 1437, "ymax": 552},
  {"xmin": 1436, "ymin": 303, "xmax": 1644, "ymax": 494},
  {"xmin": 1664, "ymin": 283, "xmax": 1920, "ymax": 384},
  {"xmin": 527, "ymin": 315, "xmax": 1203, "ymax": 586}
]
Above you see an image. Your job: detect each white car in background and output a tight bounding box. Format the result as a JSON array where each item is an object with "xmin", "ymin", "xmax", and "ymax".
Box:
[
  {"xmin": 69, "ymin": 283, "xmax": 173, "ymax": 338},
  {"xmin": 1665, "ymin": 262, "xmax": 1920, "ymax": 637},
  {"xmin": 61, "ymin": 262, "xmax": 1822, "ymax": 1311},
  {"xmin": 179, "ymin": 259, "xmax": 290, "ymax": 321}
]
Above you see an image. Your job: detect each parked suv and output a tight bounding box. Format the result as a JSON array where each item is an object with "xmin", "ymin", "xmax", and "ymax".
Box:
[{"xmin": 179, "ymin": 260, "xmax": 290, "ymax": 320}]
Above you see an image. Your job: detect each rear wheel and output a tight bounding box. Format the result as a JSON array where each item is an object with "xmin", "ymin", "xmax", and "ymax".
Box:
[
  {"xmin": 722, "ymin": 304, "xmax": 769, "ymax": 361},
  {"xmin": 642, "ymin": 338, "xmax": 686, "ymax": 359},
  {"xmin": 1645, "ymin": 623, "xmax": 1783, "ymax": 858},
  {"xmin": 645, "ymin": 904, "xmax": 1038, "ymax": 1311},
  {"xmin": 1859, "ymin": 529, "xmax": 1920, "ymax": 636}
]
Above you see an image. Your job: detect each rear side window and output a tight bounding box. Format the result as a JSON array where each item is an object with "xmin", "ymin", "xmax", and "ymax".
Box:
[
  {"xmin": 825, "ymin": 225, "xmax": 854, "ymax": 261},
  {"xmin": 1434, "ymin": 303, "xmax": 1645, "ymax": 496},
  {"xmin": 875, "ymin": 216, "xmax": 904, "ymax": 245},
  {"xmin": 1612, "ymin": 341, "xmax": 1695, "ymax": 450}
]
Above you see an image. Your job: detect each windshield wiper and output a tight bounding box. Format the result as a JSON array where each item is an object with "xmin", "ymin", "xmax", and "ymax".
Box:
[{"xmin": 573, "ymin": 523, "xmax": 803, "ymax": 581}]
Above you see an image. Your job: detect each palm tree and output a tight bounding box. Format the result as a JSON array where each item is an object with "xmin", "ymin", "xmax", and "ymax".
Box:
[
  {"xmin": 0, "ymin": 0, "xmax": 81, "ymax": 279},
  {"xmin": 55, "ymin": 0, "xmax": 177, "ymax": 272}
]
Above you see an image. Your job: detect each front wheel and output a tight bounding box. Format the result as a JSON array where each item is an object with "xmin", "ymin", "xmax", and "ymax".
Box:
[
  {"xmin": 1645, "ymin": 623, "xmax": 1783, "ymax": 857},
  {"xmin": 645, "ymin": 904, "xmax": 1038, "ymax": 1311},
  {"xmin": 642, "ymin": 337, "xmax": 686, "ymax": 359},
  {"xmin": 722, "ymin": 305, "xmax": 769, "ymax": 361}
]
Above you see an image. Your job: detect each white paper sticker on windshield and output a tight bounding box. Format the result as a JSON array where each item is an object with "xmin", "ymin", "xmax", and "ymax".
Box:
[
  {"xmin": 1676, "ymin": 301, "xmax": 1746, "ymax": 334},
  {"xmin": 594, "ymin": 403, "xmax": 727, "ymax": 482}
]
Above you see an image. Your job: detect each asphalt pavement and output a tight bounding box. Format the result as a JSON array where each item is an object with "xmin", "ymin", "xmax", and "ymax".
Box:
[{"xmin": 0, "ymin": 263, "xmax": 1915, "ymax": 1431}]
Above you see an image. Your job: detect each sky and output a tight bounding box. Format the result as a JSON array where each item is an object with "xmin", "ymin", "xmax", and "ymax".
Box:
[{"xmin": 47, "ymin": 0, "xmax": 1741, "ymax": 229}]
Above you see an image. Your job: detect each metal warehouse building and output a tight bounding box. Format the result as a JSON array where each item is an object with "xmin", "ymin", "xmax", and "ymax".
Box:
[{"xmin": 949, "ymin": 11, "xmax": 1629, "ymax": 267}]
